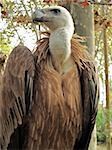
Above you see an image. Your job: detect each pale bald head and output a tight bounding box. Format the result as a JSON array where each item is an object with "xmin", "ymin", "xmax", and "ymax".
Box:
[
  {"xmin": 32, "ymin": 6, "xmax": 74, "ymax": 33},
  {"xmin": 32, "ymin": 6, "xmax": 74, "ymax": 73}
]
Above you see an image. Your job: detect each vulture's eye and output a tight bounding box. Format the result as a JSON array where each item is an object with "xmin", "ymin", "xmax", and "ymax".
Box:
[{"xmin": 50, "ymin": 9, "xmax": 61, "ymax": 15}]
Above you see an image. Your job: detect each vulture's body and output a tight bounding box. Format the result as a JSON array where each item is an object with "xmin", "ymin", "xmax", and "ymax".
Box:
[{"xmin": 0, "ymin": 6, "xmax": 98, "ymax": 150}]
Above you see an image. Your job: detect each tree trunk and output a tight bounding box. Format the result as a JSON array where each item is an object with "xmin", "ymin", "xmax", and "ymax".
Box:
[
  {"xmin": 102, "ymin": 5, "xmax": 111, "ymax": 149},
  {"xmin": 65, "ymin": 3, "xmax": 97, "ymax": 150},
  {"xmin": 65, "ymin": 3, "xmax": 94, "ymax": 54},
  {"xmin": 103, "ymin": 27, "xmax": 111, "ymax": 150}
]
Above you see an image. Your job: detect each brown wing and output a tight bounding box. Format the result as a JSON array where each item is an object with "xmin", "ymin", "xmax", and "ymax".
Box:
[
  {"xmin": 71, "ymin": 37, "xmax": 99, "ymax": 149},
  {"xmin": 74, "ymin": 61, "xmax": 99, "ymax": 150},
  {"xmin": 0, "ymin": 46, "xmax": 35, "ymax": 149}
]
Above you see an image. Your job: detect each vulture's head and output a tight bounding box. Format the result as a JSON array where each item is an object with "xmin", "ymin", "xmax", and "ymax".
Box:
[
  {"xmin": 32, "ymin": 6, "xmax": 74, "ymax": 34},
  {"xmin": 32, "ymin": 6, "xmax": 74, "ymax": 69}
]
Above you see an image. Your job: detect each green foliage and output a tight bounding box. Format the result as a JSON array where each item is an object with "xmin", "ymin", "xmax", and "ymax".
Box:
[
  {"xmin": 96, "ymin": 105, "xmax": 112, "ymax": 144},
  {"xmin": 0, "ymin": 33, "xmax": 11, "ymax": 55},
  {"xmin": 96, "ymin": 105, "xmax": 106, "ymax": 143}
]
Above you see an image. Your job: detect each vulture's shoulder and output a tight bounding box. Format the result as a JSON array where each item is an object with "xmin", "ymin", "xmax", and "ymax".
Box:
[
  {"xmin": 71, "ymin": 35, "xmax": 99, "ymax": 114},
  {"xmin": 5, "ymin": 45, "xmax": 35, "ymax": 76}
]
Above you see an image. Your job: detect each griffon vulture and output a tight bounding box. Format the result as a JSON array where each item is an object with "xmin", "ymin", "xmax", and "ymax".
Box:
[{"xmin": 0, "ymin": 6, "xmax": 99, "ymax": 150}]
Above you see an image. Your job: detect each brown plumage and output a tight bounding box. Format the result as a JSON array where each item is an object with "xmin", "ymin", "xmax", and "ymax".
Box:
[
  {"xmin": 0, "ymin": 34, "xmax": 99, "ymax": 150},
  {"xmin": 0, "ymin": 52, "xmax": 6, "ymax": 71}
]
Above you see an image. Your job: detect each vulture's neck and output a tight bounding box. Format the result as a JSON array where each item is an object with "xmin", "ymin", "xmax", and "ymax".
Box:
[{"xmin": 49, "ymin": 26, "xmax": 74, "ymax": 74}]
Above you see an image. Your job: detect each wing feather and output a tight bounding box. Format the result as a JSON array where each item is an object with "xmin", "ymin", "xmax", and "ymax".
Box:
[
  {"xmin": 71, "ymin": 36, "xmax": 99, "ymax": 149},
  {"xmin": 74, "ymin": 61, "xmax": 99, "ymax": 150},
  {"xmin": 0, "ymin": 45, "xmax": 35, "ymax": 149}
]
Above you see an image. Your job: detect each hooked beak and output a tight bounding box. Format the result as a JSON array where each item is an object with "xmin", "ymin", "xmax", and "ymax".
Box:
[{"xmin": 32, "ymin": 9, "xmax": 49, "ymax": 23}]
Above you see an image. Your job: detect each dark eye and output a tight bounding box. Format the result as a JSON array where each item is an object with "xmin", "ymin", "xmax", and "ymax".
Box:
[{"xmin": 50, "ymin": 9, "xmax": 61, "ymax": 14}]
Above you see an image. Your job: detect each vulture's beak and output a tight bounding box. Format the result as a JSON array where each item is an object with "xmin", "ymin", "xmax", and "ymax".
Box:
[{"xmin": 32, "ymin": 9, "xmax": 49, "ymax": 23}]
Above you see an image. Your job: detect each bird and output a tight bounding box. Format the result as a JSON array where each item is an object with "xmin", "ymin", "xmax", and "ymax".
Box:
[{"xmin": 0, "ymin": 6, "xmax": 99, "ymax": 150}]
